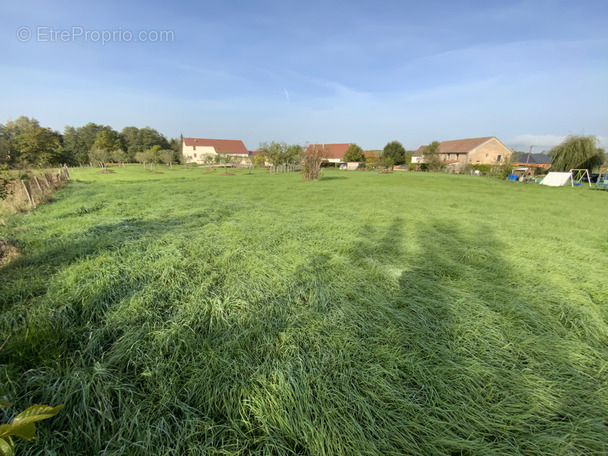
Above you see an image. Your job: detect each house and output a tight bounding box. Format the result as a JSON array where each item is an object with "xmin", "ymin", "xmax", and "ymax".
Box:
[
  {"xmin": 511, "ymin": 152, "xmax": 552, "ymax": 170},
  {"xmin": 182, "ymin": 137, "xmax": 249, "ymax": 164},
  {"xmin": 305, "ymin": 143, "xmax": 351, "ymax": 164},
  {"xmin": 340, "ymin": 162, "xmax": 360, "ymax": 171},
  {"xmin": 413, "ymin": 136, "xmax": 512, "ymax": 171}
]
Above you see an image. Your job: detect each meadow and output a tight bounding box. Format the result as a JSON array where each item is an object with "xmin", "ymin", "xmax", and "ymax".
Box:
[{"xmin": 1, "ymin": 165, "xmax": 607, "ymax": 455}]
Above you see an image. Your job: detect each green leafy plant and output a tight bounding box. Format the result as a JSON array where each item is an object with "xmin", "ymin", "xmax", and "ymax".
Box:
[{"xmin": 0, "ymin": 400, "xmax": 62, "ymax": 456}]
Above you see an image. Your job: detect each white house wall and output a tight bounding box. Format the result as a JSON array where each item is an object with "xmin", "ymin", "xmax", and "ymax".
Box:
[{"xmin": 182, "ymin": 145, "xmax": 216, "ymax": 164}]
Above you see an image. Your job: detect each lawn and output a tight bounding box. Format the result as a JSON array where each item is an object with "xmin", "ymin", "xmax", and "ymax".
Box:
[{"xmin": 1, "ymin": 165, "xmax": 607, "ymax": 455}]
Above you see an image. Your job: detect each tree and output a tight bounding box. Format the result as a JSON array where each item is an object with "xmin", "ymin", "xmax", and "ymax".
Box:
[
  {"xmin": 404, "ymin": 150, "xmax": 415, "ymax": 165},
  {"xmin": 0, "ymin": 124, "xmax": 9, "ymax": 166},
  {"xmin": 63, "ymin": 123, "xmax": 114, "ymax": 166},
  {"xmin": 92, "ymin": 130, "xmax": 122, "ymax": 154},
  {"xmin": 258, "ymin": 141, "xmax": 285, "ymax": 171},
  {"xmin": 382, "ymin": 141, "xmax": 406, "ymax": 167},
  {"xmin": 364, "ymin": 151, "xmax": 378, "ymax": 169},
  {"xmin": 258, "ymin": 141, "xmax": 284, "ymax": 172},
  {"xmin": 342, "ymin": 143, "xmax": 365, "ymax": 162},
  {"xmin": 215, "ymin": 153, "xmax": 230, "ymax": 172},
  {"xmin": 378, "ymin": 154, "xmax": 394, "ymax": 172},
  {"xmin": 302, "ymin": 144, "xmax": 326, "ymax": 181},
  {"xmin": 158, "ymin": 149, "xmax": 175, "ymax": 167},
  {"xmin": 549, "ymin": 135, "xmax": 605, "ymax": 172},
  {"xmin": 134, "ymin": 151, "xmax": 148, "ymax": 169},
  {"xmin": 88, "ymin": 129, "xmax": 123, "ymax": 168},
  {"xmin": 423, "ymin": 141, "xmax": 444, "ymax": 172},
  {"xmin": 244, "ymin": 153, "xmax": 255, "ymax": 172},
  {"xmin": 493, "ymin": 152, "xmax": 513, "ymax": 179},
  {"xmin": 203, "ymin": 154, "xmax": 215, "ymax": 171},
  {"xmin": 138, "ymin": 127, "xmax": 170, "ymax": 151},
  {"xmin": 285, "ymin": 144, "xmax": 303, "ymax": 167},
  {"xmin": 4, "ymin": 116, "xmax": 62, "ymax": 167},
  {"xmin": 12, "ymin": 127, "xmax": 61, "ymax": 168},
  {"xmin": 110, "ymin": 149, "xmax": 128, "ymax": 167},
  {"xmin": 253, "ymin": 153, "xmax": 266, "ymax": 168},
  {"xmin": 89, "ymin": 148, "xmax": 110, "ymax": 169},
  {"xmin": 119, "ymin": 126, "xmax": 140, "ymax": 160},
  {"xmin": 4, "ymin": 116, "xmax": 40, "ymax": 138},
  {"xmin": 257, "ymin": 142, "xmax": 302, "ymax": 172},
  {"xmin": 169, "ymin": 136, "xmax": 183, "ymax": 164},
  {"xmin": 143, "ymin": 145, "xmax": 162, "ymax": 170},
  {"xmin": 226, "ymin": 154, "xmax": 241, "ymax": 170},
  {"xmin": 120, "ymin": 126, "xmax": 170, "ymax": 161}
]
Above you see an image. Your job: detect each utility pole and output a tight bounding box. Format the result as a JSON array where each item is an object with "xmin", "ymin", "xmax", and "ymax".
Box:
[{"xmin": 525, "ymin": 145, "xmax": 535, "ymax": 167}]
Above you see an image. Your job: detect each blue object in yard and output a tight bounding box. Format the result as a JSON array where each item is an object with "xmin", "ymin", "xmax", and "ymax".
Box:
[{"xmin": 508, "ymin": 174, "xmax": 518, "ymax": 181}]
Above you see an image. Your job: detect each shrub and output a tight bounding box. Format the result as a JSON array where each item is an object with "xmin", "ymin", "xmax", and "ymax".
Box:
[
  {"xmin": 472, "ymin": 164, "xmax": 493, "ymax": 173},
  {"xmin": 302, "ymin": 145, "xmax": 326, "ymax": 180}
]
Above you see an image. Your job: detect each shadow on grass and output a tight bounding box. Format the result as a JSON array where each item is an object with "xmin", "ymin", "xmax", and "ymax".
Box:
[
  {"xmin": 385, "ymin": 219, "xmax": 608, "ymax": 455},
  {"xmin": 1, "ymin": 212, "xmax": 606, "ymax": 455},
  {"xmin": 265, "ymin": 216, "xmax": 608, "ymax": 454},
  {"xmin": 319, "ymin": 176, "xmax": 347, "ymax": 181},
  {"xmin": 0, "ymin": 206, "xmax": 233, "ymax": 371}
]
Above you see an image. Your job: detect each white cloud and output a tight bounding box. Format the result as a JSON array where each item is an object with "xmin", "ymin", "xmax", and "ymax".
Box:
[
  {"xmin": 507, "ymin": 135, "xmax": 566, "ymax": 151},
  {"xmin": 507, "ymin": 134, "xmax": 608, "ymax": 152}
]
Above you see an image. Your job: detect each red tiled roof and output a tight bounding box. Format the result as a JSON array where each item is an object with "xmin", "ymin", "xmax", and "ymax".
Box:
[
  {"xmin": 305, "ymin": 143, "xmax": 351, "ymax": 160},
  {"xmin": 183, "ymin": 137, "xmax": 248, "ymax": 155}
]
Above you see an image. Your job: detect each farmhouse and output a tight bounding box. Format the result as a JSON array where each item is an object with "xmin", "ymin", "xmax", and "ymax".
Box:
[
  {"xmin": 413, "ymin": 136, "xmax": 512, "ymax": 171},
  {"xmin": 305, "ymin": 143, "xmax": 351, "ymax": 164},
  {"xmin": 182, "ymin": 137, "xmax": 249, "ymax": 164}
]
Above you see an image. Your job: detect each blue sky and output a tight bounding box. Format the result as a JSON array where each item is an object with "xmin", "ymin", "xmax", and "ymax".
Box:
[{"xmin": 1, "ymin": 0, "xmax": 607, "ymax": 151}]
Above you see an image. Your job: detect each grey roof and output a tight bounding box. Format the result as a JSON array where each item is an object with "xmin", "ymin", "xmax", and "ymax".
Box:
[{"xmin": 512, "ymin": 152, "xmax": 551, "ymax": 165}]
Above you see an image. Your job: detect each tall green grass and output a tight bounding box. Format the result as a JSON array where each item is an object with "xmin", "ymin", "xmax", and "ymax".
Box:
[{"xmin": 1, "ymin": 165, "xmax": 607, "ymax": 455}]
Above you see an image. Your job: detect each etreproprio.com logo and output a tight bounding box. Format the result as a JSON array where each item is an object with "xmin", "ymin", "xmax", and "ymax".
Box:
[{"xmin": 17, "ymin": 26, "xmax": 175, "ymax": 45}]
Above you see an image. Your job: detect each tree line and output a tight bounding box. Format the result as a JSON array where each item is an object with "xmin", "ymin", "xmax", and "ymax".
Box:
[
  {"xmin": 0, "ymin": 116, "xmax": 181, "ymax": 169},
  {"xmin": 252, "ymin": 140, "xmax": 417, "ymax": 174},
  {"xmin": 3, "ymin": 115, "xmax": 602, "ymax": 176}
]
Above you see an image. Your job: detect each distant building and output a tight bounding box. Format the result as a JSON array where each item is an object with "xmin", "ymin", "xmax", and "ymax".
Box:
[
  {"xmin": 305, "ymin": 143, "xmax": 351, "ymax": 164},
  {"xmin": 511, "ymin": 152, "xmax": 552, "ymax": 170},
  {"xmin": 413, "ymin": 136, "xmax": 512, "ymax": 171},
  {"xmin": 182, "ymin": 137, "xmax": 249, "ymax": 164}
]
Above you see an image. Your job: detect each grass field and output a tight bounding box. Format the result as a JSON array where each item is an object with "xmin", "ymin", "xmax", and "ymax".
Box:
[{"xmin": 1, "ymin": 165, "xmax": 607, "ymax": 455}]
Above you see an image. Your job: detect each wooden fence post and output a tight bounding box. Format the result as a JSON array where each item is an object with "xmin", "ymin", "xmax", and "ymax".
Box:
[
  {"xmin": 33, "ymin": 176, "xmax": 44, "ymax": 196},
  {"xmin": 20, "ymin": 180, "xmax": 36, "ymax": 208}
]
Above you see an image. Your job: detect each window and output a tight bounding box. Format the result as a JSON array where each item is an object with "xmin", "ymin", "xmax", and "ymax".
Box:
[
  {"xmin": 193, "ymin": 145, "xmax": 196, "ymax": 150},
  {"xmin": 497, "ymin": 154, "xmax": 502, "ymax": 162},
  {"xmin": 486, "ymin": 153, "xmax": 489, "ymax": 157},
  {"xmin": 194, "ymin": 153, "xmax": 197, "ymax": 158}
]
